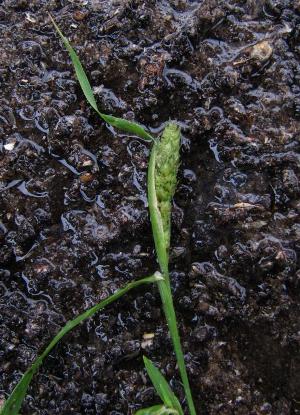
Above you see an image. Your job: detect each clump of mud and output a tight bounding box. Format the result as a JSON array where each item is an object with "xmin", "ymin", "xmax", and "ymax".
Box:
[{"xmin": 0, "ymin": 1, "xmax": 300, "ymax": 414}]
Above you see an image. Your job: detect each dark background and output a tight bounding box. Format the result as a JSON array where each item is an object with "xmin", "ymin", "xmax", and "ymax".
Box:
[{"xmin": 0, "ymin": 1, "xmax": 300, "ymax": 414}]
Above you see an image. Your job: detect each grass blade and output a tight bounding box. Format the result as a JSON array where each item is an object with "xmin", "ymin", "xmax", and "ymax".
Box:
[
  {"xmin": 50, "ymin": 15, "xmax": 153, "ymax": 141},
  {"xmin": 147, "ymin": 124, "xmax": 196, "ymax": 415},
  {"xmin": 143, "ymin": 357, "xmax": 183, "ymax": 415},
  {"xmin": 49, "ymin": 14, "xmax": 97, "ymax": 112},
  {"xmin": 100, "ymin": 114, "xmax": 153, "ymax": 141},
  {"xmin": 0, "ymin": 274, "xmax": 163, "ymax": 415}
]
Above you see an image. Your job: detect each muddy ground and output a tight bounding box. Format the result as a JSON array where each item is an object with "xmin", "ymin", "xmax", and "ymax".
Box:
[{"xmin": 1, "ymin": 0, "xmax": 300, "ymax": 414}]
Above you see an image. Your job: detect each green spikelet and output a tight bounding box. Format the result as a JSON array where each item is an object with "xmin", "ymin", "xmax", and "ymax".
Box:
[{"xmin": 154, "ymin": 123, "xmax": 180, "ymax": 252}]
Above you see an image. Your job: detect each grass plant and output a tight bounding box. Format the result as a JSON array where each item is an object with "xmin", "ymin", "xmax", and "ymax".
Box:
[{"xmin": 1, "ymin": 16, "xmax": 197, "ymax": 415}]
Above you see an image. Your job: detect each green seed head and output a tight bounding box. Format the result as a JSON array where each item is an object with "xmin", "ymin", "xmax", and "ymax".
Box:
[{"xmin": 155, "ymin": 123, "xmax": 180, "ymax": 251}]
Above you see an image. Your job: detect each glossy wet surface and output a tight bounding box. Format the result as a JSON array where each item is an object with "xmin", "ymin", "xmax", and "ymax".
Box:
[{"xmin": 1, "ymin": 1, "xmax": 300, "ymax": 414}]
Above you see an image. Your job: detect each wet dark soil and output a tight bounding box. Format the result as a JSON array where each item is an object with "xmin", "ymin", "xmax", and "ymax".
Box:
[{"xmin": 1, "ymin": 1, "xmax": 300, "ymax": 414}]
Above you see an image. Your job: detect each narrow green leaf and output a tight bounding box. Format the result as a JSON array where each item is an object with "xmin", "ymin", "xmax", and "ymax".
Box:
[
  {"xmin": 143, "ymin": 357, "xmax": 183, "ymax": 415},
  {"xmin": 49, "ymin": 15, "xmax": 153, "ymax": 141},
  {"xmin": 0, "ymin": 274, "xmax": 163, "ymax": 415},
  {"xmin": 101, "ymin": 114, "xmax": 153, "ymax": 141},
  {"xmin": 136, "ymin": 405, "xmax": 178, "ymax": 415},
  {"xmin": 49, "ymin": 14, "xmax": 98, "ymax": 113}
]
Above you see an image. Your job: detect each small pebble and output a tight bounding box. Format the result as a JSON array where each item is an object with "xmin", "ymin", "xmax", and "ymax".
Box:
[
  {"xmin": 250, "ymin": 40, "xmax": 273, "ymax": 62},
  {"xmin": 80, "ymin": 173, "xmax": 93, "ymax": 183},
  {"xmin": 73, "ymin": 10, "xmax": 87, "ymax": 21}
]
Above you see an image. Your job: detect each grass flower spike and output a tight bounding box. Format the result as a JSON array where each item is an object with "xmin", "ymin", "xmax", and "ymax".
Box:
[{"xmin": 154, "ymin": 124, "xmax": 181, "ymax": 253}]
